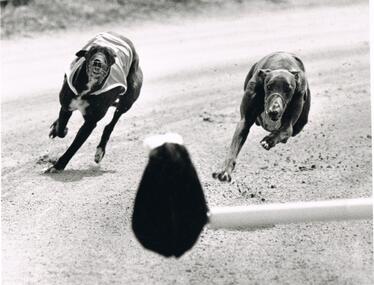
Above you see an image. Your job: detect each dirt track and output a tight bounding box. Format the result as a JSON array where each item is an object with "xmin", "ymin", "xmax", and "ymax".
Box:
[{"xmin": 1, "ymin": 2, "xmax": 373, "ymax": 284}]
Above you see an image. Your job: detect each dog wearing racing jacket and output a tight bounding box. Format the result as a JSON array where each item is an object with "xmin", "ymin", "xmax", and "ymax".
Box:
[
  {"xmin": 45, "ymin": 32, "xmax": 143, "ymax": 173},
  {"xmin": 213, "ymin": 52, "xmax": 311, "ymax": 182}
]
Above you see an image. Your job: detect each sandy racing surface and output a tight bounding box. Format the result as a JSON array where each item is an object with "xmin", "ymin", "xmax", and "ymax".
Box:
[{"xmin": 1, "ymin": 2, "xmax": 373, "ymax": 284}]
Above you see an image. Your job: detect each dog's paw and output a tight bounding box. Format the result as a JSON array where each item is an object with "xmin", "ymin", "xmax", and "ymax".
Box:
[
  {"xmin": 260, "ymin": 140, "xmax": 271, "ymax": 150},
  {"xmin": 49, "ymin": 121, "xmax": 68, "ymax": 139},
  {"xmin": 260, "ymin": 136, "xmax": 276, "ymax": 150},
  {"xmin": 212, "ymin": 170, "xmax": 232, "ymax": 182},
  {"xmin": 94, "ymin": 147, "xmax": 105, "ymax": 163},
  {"xmin": 44, "ymin": 166, "xmax": 62, "ymax": 174},
  {"xmin": 49, "ymin": 122, "xmax": 58, "ymax": 139}
]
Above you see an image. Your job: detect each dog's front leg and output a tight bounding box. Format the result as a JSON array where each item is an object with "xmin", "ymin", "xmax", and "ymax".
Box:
[
  {"xmin": 50, "ymin": 78, "xmax": 76, "ymax": 139},
  {"xmin": 261, "ymin": 94, "xmax": 305, "ymax": 150},
  {"xmin": 212, "ymin": 119, "xmax": 250, "ymax": 182},
  {"xmin": 49, "ymin": 108, "xmax": 72, "ymax": 139},
  {"xmin": 260, "ymin": 127, "xmax": 293, "ymax": 150},
  {"xmin": 45, "ymin": 120, "xmax": 97, "ymax": 173},
  {"xmin": 213, "ymin": 87, "xmax": 262, "ymax": 182}
]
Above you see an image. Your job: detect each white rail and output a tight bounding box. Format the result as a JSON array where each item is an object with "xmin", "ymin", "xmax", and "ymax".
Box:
[{"xmin": 209, "ymin": 198, "xmax": 373, "ymax": 229}]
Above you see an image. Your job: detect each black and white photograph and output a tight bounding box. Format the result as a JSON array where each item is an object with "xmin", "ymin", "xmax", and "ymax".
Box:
[{"xmin": 1, "ymin": 0, "xmax": 373, "ymax": 284}]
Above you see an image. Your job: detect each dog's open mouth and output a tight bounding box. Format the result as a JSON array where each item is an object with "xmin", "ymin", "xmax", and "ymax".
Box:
[
  {"xmin": 264, "ymin": 109, "xmax": 281, "ymax": 122},
  {"xmin": 268, "ymin": 113, "xmax": 281, "ymax": 121},
  {"xmin": 82, "ymin": 57, "xmax": 110, "ymax": 95},
  {"xmin": 92, "ymin": 69, "xmax": 101, "ymax": 77},
  {"xmin": 87, "ymin": 53, "xmax": 110, "ymax": 80},
  {"xmin": 89, "ymin": 61, "xmax": 108, "ymax": 79}
]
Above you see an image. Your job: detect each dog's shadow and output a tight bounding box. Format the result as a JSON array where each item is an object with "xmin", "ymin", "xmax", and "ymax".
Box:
[{"xmin": 42, "ymin": 165, "xmax": 116, "ymax": 182}]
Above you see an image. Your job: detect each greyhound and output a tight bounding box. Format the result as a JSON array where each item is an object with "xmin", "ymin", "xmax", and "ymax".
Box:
[
  {"xmin": 46, "ymin": 32, "xmax": 143, "ymax": 173},
  {"xmin": 213, "ymin": 52, "xmax": 311, "ymax": 182}
]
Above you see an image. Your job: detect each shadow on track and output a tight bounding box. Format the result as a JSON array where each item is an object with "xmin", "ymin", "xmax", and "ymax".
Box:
[{"xmin": 42, "ymin": 165, "xmax": 116, "ymax": 182}]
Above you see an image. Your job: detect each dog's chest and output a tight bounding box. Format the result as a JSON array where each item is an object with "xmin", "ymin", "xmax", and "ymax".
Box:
[
  {"xmin": 257, "ymin": 112, "xmax": 281, "ymax": 132},
  {"xmin": 69, "ymin": 97, "xmax": 90, "ymax": 115}
]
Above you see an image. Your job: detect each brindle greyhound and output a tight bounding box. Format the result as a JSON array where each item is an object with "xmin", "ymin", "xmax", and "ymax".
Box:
[
  {"xmin": 213, "ymin": 52, "xmax": 311, "ymax": 182},
  {"xmin": 46, "ymin": 32, "xmax": 143, "ymax": 173}
]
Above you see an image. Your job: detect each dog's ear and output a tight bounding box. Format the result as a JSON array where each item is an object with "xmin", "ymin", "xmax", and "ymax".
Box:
[
  {"xmin": 290, "ymin": 70, "xmax": 305, "ymax": 92},
  {"xmin": 84, "ymin": 45, "xmax": 101, "ymax": 60},
  {"xmin": 76, "ymin": 45, "xmax": 98, "ymax": 59},
  {"xmin": 257, "ymin": 69, "xmax": 271, "ymax": 82},
  {"xmin": 291, "ymin": 70, "xmax": 301, "ymax": 82},
  {"xmin": 77, "ymin": 45, "xmax": 116, "ymax": 66},
  {"xmin": 75, "ymin": 50, "xmax": 87, "ymax": 58}
]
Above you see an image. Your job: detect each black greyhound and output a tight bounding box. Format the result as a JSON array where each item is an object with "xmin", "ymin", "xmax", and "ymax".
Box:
[
  {"xmin": 46, "ymin": 32, "xmax": 143, "ymax": 173},
  {"xmin": 213, "ymin": 52, "xmax": 311, "ymax": 182}
]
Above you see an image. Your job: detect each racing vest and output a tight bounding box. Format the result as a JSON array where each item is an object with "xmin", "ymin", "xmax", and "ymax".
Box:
[{"xmin": 66, "ymin": 32, "xmax": 133, "ymax": 96}]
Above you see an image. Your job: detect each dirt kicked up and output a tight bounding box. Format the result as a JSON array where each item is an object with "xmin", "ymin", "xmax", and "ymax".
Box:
[{"xmin": 1, "ymin": 2, "xmax": 372, "ymax": 285}]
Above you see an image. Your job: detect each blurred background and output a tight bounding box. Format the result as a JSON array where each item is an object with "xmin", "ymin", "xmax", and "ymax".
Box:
[{"xmin": 0, "ymin": 0, "xmax": 357, "ymax": 38}]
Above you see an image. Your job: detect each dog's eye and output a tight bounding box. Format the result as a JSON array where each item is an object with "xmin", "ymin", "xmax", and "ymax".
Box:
[{"xmin": 266, "ymin": 84, "xmax": 272, "ymax": 91}]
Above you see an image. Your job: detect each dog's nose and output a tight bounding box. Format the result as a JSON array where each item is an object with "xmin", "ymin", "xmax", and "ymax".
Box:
[
  {"xmin": 268, "ymin": 103, "xmax": 281, "ymax": 120},
  {"xmin": 270, "ymin": 101, "xmax": 280, "ymax": 110},
  {"xmin": 269, "ymin": 103, "xmax": 280, "ymax": 113}
]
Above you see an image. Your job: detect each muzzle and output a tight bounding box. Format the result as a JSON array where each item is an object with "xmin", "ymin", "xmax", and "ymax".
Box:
[
  {"xmin": 86, "ymin": 53, "xmax": 110, "ymax": 85},
  {"xmin": 265, "ymin": 93, "xmax": 286, "ymax": 121}
]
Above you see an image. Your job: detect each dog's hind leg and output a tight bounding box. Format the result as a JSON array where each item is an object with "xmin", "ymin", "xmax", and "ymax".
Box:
[{"xmin": 95, "ymin": 59, "xmax": 143, "ymax": 164}]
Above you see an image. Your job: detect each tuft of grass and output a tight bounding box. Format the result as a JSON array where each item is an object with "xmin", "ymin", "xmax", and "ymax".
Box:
[{"xmin": 0, "ymin": 0, "xmax": 362, "ymax": 39}]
